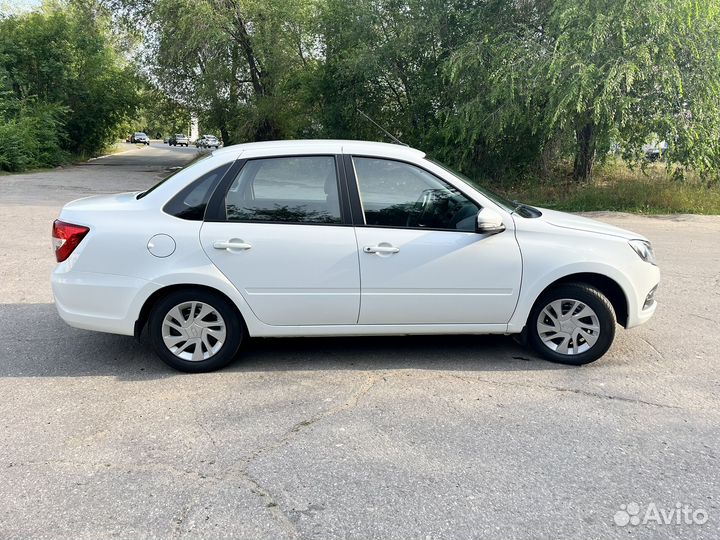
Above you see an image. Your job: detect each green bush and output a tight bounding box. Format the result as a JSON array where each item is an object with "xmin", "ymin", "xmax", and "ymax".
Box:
[{"xmin": 0, "ymin": 100, "xmax": 67, "ymax": 172}]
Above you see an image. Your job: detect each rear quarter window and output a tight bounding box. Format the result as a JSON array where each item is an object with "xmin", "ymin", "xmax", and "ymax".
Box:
[{"xmin": 163, "ymin": 163, "xmax": 232, "ymax": 221}]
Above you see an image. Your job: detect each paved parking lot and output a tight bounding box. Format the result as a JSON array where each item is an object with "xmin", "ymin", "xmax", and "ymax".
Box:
[{"xmin": 1, "ymin": 143, "xmax": 719, "ymax": 539}]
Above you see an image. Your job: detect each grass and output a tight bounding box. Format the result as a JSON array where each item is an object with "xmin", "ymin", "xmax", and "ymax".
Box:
[
  {"xmin": 493, "ymin": 161, "xmax": 720, "ymax": 215},
  {"xmin": 97, "ymin": 141, "xmax": 135, "ymax": 156},
  {"xmin": 74, "ymin": 140, "xmax": 140, "ymax": 161}
]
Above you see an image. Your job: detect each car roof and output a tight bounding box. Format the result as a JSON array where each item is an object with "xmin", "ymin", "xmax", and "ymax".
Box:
[{"xmin": 211, "ymin": 139, "xmax": 425, "ymax": 159}]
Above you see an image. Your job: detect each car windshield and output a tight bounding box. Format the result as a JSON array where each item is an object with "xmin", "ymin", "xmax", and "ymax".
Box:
[{"xmin": 136, "ymin": 153, "xmax": 212, "ymax": 199}]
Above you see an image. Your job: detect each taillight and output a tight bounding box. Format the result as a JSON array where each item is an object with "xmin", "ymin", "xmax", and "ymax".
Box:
[{"xmin": 52, "ymin": 220, "xmax": 89, "ymax": 262}]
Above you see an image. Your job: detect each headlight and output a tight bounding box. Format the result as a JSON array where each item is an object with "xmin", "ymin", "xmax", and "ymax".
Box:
[{"xmin": 629, "ymin": 239, "xmax": 657, "ymax": 265}]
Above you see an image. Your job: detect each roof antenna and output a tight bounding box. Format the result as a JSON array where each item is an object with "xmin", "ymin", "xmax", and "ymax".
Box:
[{"xmin": 356, "ymin": 109, "xmax": 409, "ymax": 146}]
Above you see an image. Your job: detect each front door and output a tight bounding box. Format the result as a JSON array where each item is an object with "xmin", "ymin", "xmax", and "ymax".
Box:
[
  {"xmin": 201, "ymin": 155, "xmax": 360, "ymax": 326},
  {"xmin": 349, "ymin": 156, "xmax": 522, "ymax": 325}
]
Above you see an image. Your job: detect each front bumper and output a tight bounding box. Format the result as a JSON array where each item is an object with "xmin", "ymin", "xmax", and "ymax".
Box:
[
  {"xmin": 625, "ymin": 266, "xmax": 660, "ymax": 329},
  {"xmin": 629, "ymin": 291, "xmax": 658, "ymax": 328}
]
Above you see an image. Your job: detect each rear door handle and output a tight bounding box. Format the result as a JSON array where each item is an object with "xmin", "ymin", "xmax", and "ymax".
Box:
[
  {"xmin": 213, "ymin": 239, "xmax": 252, "ymax": 251},
  {"xmin": 363, "ymin": 245, "xmax": 400, "ymax": 254}
]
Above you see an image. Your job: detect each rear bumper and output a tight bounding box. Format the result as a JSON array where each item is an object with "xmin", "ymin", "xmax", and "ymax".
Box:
[{"xmin": 51, "ymin": 270, "xmax": 153, "ymax": 336}]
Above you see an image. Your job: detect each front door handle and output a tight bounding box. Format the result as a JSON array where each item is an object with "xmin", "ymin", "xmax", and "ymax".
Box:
[
  {"xmin": 213, "ymin": 239, "xmax": 252, "ymax": 251},
  {"xmin": 363, "ymin": 244, "xmax": 400, "ymax": 254}
]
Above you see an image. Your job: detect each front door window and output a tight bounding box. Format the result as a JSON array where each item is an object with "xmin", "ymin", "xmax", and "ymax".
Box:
[{"xmin": 353, "ymin": 157, "xmax": 479, "ymax": 231}]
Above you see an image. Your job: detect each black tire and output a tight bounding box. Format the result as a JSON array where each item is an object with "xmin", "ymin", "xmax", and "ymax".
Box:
[
  {"xmin": 148, "ymin": 288, "xmax": 244, "ymax": 373},
  {"xmin": 527, "ymin": 283, "xmax": 615, "ymax": 366}
]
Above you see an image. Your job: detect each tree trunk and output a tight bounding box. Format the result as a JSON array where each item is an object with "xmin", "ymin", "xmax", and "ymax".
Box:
[
  {"xmin": 573, "ymin": 122, "xmax": 596, "ymax": 181},
  {"xmin": 220, "ymin": 125, "xmax": 231, "ymax": 146}
]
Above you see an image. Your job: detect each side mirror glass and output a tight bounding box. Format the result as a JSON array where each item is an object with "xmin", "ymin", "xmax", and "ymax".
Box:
[{"xmin": 476, "ymin": 207, "xmax": 506, "ymax": 235}]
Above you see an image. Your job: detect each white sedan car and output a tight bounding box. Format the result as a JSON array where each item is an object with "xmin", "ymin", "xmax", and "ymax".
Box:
[{"xmin": 51, "ymin": 140, "xmax": 659, "ymax": 372}]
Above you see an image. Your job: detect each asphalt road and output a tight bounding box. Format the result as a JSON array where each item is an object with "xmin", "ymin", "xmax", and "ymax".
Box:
[{"xmin": 1, "ymin": 143, "xmax": 719, "ymax": 539}]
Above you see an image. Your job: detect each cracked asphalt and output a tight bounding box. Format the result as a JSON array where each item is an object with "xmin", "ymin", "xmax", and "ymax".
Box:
[{"xmin": 1, "ymin": 143, "xmax": 719, "ymax": 539}]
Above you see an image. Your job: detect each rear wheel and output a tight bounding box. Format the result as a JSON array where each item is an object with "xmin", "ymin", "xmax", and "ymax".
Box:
[
  {"xmin": 527, "ymin": 283, "xmax": 615, "ymax": 365},
  {"xmin": 148, "ymin": 289, "xmax": 244, "ymax": 372}
]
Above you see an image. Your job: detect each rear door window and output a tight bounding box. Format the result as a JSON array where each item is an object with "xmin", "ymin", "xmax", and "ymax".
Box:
[{"xmin": 224, "ymin": 156, "xmax": 342, "ymax": 224}]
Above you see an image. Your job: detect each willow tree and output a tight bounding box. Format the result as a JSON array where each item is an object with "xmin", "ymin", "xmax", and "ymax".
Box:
[{"xmin": 449, "ymin": 0, "xmax": 720, "ymax": 181}]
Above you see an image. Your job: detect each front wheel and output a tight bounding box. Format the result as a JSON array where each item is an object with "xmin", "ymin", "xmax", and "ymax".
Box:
[
  {"xmin": 527, "ymin": 283, "xmax": 616, "ymax": 365},
  {"xmin": 148, "ymin": 289, "xmax": 244, "ymax": 372}
]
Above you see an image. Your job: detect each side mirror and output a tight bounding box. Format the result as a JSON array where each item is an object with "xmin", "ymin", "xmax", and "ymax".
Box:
[{"xmin": 476, "ymin": 207, "xmax": 506, "ymax": 235}]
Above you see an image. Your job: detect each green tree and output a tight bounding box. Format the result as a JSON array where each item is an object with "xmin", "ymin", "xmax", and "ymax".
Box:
[
  {"xmin": 0, "ymin": 1, "xmax": 139, "ymax": 168},
  {"xmin": 130, "ymin": 86, "xmax": 192, "ymax": 139},
  {"xmin": 317, "ymin": 0, "xmax": 476, "ymax": 149},
  {"xmin": 139, "ymin": 0, "xmax": 317, "ymax": 144},
  {"xmin": 448, "ymin": 0, "xmax": 720, "ymax": 181}
]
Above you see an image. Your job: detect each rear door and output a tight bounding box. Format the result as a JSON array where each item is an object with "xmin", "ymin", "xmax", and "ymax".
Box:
[{"xmin": 200, "ymin": 155, "xmax": 360, "ymax": 326}]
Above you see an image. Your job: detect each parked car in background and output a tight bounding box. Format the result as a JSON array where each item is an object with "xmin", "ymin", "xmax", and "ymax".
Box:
[
  {"xmin": 51, "ymin": 140, "xmax": 659, "ymax": 373},
  {"xmin": 196, "ymin": 135, "xmax": 220, "ymax": 149},
  {"xmin": 131, "ymin": 132, "xmax": 150, "ymax": 145},
  {"xmin": 642, "ymin": 141, "xmax": 668, "ymax": 161},
  {"xmin": 169, "ymin": 134, "xmax": 190, "ymax": 147}
]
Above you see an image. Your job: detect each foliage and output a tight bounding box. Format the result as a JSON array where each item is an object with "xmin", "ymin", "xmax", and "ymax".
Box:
[
  {"xmin": 448, "ymin": 0, "xmax": 720, "ymax": 181},
  {"xmin": 0, "ymin": 1, "xmax": 138, "ymax": 170},
  {"xmin": 5, "ymin": 0, "xmax": 720, "ymax": 192},
  {"xmin": 0, "ymin": 96, "xmax": 67, "ymax": 171},
  {"xmin": 316, "ymin": 0, "xmax": 476, "ymax": 149},
  {"xmin": 140, "ymin": 0, "xmax": 319, "ymax": 144},
  {"xmin": 111, "ymin": 0, "xmax": 720, "ymax": 188},
  {"xmin": 127, "ymin": 85, "xmax": 193, "ymax": 139},
  {"xmin": 497, "ymin": 161, "xmax": 720, "ymax": 215}
]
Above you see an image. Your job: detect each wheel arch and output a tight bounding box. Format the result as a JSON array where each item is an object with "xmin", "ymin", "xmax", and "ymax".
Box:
[
  {"xmin": 134, "ymin": 283, "xmax": 247, "ymax": 339},
  {"xmin": 534, "ymin": 272, "xmax": 629, "ymax": 328}
]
